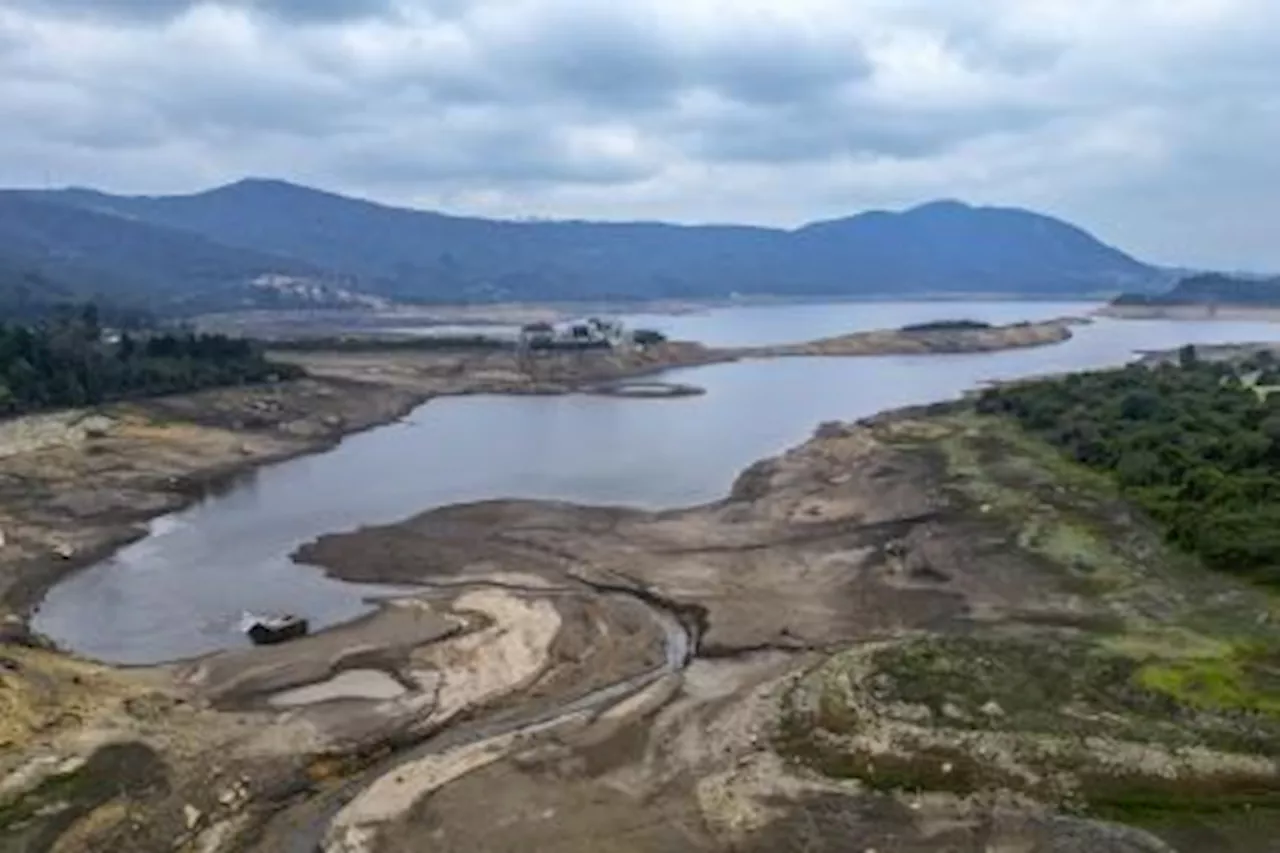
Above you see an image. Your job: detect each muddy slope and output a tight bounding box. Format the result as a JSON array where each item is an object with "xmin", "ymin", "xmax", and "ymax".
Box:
[{"xmin": 292, "ymin": 409, "xmax": 1280, "ymax": 853}]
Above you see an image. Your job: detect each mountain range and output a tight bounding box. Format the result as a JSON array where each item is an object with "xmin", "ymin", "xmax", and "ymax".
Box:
[{"xmin": 0, "ymin": 178, "xmax": 1165, "ymax": 316}]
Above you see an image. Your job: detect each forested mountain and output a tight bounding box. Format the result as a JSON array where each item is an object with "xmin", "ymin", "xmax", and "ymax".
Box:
[
  {"xmin": 0, "ymin": 192, "xmax": 368, "ymax": 318},
  {"xmin": 19, "ymin": 180, "xmax": 1160, "ymax": 308},
  {"xmin": 1113, "ymin": 272, "xmax": 1280, "ymax": 307}
]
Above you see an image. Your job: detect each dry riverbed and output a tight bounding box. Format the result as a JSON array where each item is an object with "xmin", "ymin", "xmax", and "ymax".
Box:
[{"xmin": 15, "ymin": 318, "xmax": 1252, "ymax": 853}]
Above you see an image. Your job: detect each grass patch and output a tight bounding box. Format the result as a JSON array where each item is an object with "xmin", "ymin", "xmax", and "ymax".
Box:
[
  {"xmin": 0, "ymin": 743, "xmax": 166, "ymax": 848},
  {"xmin": 811, "ymin": 745, "xmax": 1011, "ymax": 796},
  {"xmin": 1082, "ymin": 771, "xmax": 1280, "ymax": 825},
  {"xmin": 775, "ymin": 675, "xmax": 1017, "ymax": 797},
  {"xmin": 803, "ymin": 405, "xmax": 1280, "ymax": 825},
  {"xmin": 1139, "ymin": 643, "xmax": 1280, "ymax": 721},
  {"xmin": 865, "ymin": 635, "xmax": 1187, "ymax": 741}
]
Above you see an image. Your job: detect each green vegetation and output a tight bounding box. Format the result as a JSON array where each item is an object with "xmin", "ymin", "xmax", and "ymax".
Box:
[
  {"xmin": 0, "ymin": 743, "xmax": 164, "ymax": 848},
  {"xmin": 778, "ymin": 405, "xmax": 1280, "ymax": 845},
  {"xmin": 271, "ymin": 334, "xmax": 512, "ymax": 353},
  {"xmin": 631, "ymin": 328, "xmax": 668, "ymax": 345},
  {"xmin": 0, "ymin": 305, "xmax": 301, "ymax": 417},
  {"xmin": 1139, "ymin": 643, "xmax": 1280, "ymax": 717},
  {"xmin": 1114, "ymin": 273, "xmax": 1280, "ymax": 308},
  {"xmin": 899, "ymin": 319, "xmax": 992, "ymax": 332},
  {"xmin": 977, "ymin": 351, "xmax": 1280, "ymax": 587}
]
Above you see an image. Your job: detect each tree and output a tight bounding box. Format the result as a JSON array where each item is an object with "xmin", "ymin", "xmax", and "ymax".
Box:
[
  {"xmin": 0, "ymin": 306, "xmax": 301, "ymax": 419},
  {"xmin": 981, "ymin": 354, "xmax": 1280, "ymax": 588},
  {"xmin": 80, "ymin": 303, "xmax": 101, "ymax": 342}
]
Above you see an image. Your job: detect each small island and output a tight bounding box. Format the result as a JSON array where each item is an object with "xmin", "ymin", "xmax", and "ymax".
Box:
[{"xmin": 756, "ymin": 317, "xmax": 1074, "ymax": 357}]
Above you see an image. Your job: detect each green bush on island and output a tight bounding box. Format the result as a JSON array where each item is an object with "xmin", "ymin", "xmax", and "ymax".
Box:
[
  {"xmin": 0, "ymin": 304, "xmax": 301, "ymax": 417},
  {"xmin": 977, "ymin": 347, "xmax": 1280, "ymax": 586},
  {"xmin": 631, "ymin": 328, "xmax": 667, "ymax": 345},
  {"xmin": 900, "ymin": 319, "xmax": 993, "ymax": 332}
]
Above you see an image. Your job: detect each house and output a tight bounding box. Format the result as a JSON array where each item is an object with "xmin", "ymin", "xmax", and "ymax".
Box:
[{"xmin": 519, "ymin": 322, "xmax": 556, "ymax": 347}]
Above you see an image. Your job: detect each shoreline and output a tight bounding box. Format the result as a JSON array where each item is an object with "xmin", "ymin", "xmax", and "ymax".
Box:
[
  {"xmin": 4, "ymin": 337, "xmax": 1280, "ymax": 851},
  {"xmin": 196, "ymin": 296, "xmax": 1106, "ymax": 336},
  {"xmin": 3, "ymin": 318, "xmax": 1073, "ymax": 631},
  {"xmin": 1099, "ymin": 303, "xmax": 1280, "ymax": 322}
]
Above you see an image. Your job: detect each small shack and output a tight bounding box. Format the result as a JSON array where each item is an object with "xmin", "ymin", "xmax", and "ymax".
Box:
[{"xmin": 519, "ymin": 322, "xmax": 556, "ymax": 347}]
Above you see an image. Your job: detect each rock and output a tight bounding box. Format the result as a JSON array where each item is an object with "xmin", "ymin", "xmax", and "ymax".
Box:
[
  {"xmin": 183, "ymin": 804, "xmax": 202, "ymax": 830},
  {"xmin": 35, "ymin": 802, "xmax": 70, "ymax": 818},
  {"xmin": 941, "ymin": 702, "xmax": 968, "ymax": 722},
  {"xmin": 53, "ymin": 543, "xmax": 74, "ymax": 560},
  {"xmin": 980, "ymin": 700, "xmax": 1006, "ymax": 718},
  {"xmin": 815, "ymin": 421, "xmax": 854, "ymax": 439}
]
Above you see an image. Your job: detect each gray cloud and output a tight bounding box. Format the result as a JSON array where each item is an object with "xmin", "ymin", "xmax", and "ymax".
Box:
[
  {"xmin": 23, "ymin": 0, "xmax": 400, "ymax": 21},
  {"xmin": 1, "ymin": 0, "xmax": 1280, "ymax": 268}
]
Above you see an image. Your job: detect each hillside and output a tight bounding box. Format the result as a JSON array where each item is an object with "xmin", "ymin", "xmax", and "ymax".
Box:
[
  {"xmin": 0, "ymin": 192, "xmax": 373, "ymax": 318},
  {"xmin": 23, "ymin": 180, "xmax": 1161, "ymax": 306},
  {"xmin": 1112, "ymin": 272, "xmax": 1280, "ymax": 308}
]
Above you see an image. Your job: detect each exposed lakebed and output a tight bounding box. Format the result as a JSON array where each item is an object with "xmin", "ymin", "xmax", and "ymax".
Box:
[{"xmin": 34, "ymin": 305, "xmax": 1280, "ymax": 664}]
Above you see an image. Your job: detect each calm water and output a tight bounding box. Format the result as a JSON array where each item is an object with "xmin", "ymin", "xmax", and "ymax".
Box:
[
  {"xmin": 619, "ymin": 299, "xmax": 1095, "ymax": 347},
  {"xmin": 34, "ymin": 307, "xmax": 1280, "ymax": 664}
]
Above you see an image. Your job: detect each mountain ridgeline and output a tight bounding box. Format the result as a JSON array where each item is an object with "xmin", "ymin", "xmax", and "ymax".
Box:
[{"xmin": 2, "ymin": 179, "xmax": 1161, "ymax": 315}]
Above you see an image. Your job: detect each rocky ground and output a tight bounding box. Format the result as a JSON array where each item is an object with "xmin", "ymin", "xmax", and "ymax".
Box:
[
  {"xmin": 762, "ymin": 317, "xmax": 1077, "ymax": 357},
  {"xmin": 289, "ymin": 407, "xmax": 1280, "ymax": 853},
  {"xmin": 11, "ymin": 318, "xmax": 1254, "ymax": 853},
  {"xmin": 4, "ymin": 399, "xmax": 1271, "ymax": 851}
]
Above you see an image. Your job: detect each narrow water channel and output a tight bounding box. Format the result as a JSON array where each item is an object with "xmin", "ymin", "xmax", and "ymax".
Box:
[{"xmin": 33, "ymin": 311, "xmax": 1280, "ymax": 664}]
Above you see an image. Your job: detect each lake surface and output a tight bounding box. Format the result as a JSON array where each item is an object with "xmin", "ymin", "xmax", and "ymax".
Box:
[
  {"xmin": 34, "ymin": 306, "xmax": 1280, "ymax": 664},
  {"xmin": 620, "ymin": 299, "xmax": 1102, "ymax": 347}
]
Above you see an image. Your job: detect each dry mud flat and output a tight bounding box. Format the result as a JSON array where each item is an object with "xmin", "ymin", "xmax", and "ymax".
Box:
[
  {"xmin": 0, "ymin": 341, "xmax": 725, "ymax": 624},
  {"xmin": 4, "ymin": 401, "xmax": 1276, "ymax": 851},
  {"xmin": 288, "ymin": 407, "xmax": 1280, "ymax": 853},
  {"xmin": 0, "ymin": 320, "xmax": 1073, "ymax": 626},
  {"xmin": 8, "ymin": 318, "xmax": 1221, "ymax": 852}
]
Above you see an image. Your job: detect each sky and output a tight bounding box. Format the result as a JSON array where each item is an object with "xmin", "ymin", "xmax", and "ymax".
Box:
[{"xmin": 1, "ymin": 0, "xmax": 1278, "ymax": 270}]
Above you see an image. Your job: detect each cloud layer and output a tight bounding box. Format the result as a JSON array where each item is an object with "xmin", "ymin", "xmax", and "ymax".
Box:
[{"xmin": 2, "ymin": 0, "xmax": 1278, "ymax": 268}]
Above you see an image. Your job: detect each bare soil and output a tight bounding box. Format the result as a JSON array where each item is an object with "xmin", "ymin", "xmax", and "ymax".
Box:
[{"xmin": 2, "ymin": 319, "xmax": 1138, "ymax": 853}]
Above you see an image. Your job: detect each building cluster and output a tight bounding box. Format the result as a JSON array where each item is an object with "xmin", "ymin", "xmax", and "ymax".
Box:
[{"xmin": 519, "ymin": 317, "xmax": 635, "ymax": 349}]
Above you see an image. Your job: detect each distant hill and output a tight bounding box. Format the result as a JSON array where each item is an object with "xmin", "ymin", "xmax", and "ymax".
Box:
[
  {"xmin": 12, "ymin": 180, "xmax": 1162, "ymax": 313},
  {"xmin": 1112, "ymin": 273, "xmax": 1280, "ymax": 308},
  {"xmin": 0, "ymin": 191, "xmax": 381, "ymax": 318}
]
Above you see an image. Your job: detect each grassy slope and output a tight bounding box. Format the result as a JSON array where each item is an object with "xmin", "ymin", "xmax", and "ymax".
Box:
[{"xmin": 777, "ymin": 409, "xmax": 1280, "ymax": 848}]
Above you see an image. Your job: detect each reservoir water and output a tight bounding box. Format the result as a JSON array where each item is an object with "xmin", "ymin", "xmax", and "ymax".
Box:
[{"xmin": 34, "ymin": 304, "xmax": 1280, "ymax": 664}]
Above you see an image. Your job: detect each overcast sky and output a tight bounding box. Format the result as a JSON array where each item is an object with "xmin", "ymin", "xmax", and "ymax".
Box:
[{"xmin": 1, "ymin": 0, "xmax": 1277, "ymax": 270}]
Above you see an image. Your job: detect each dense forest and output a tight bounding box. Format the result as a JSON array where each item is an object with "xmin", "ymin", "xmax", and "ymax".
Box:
[
  {"xmin": 977, "ymin": 348, "xmax": 1280, "ymax": 585},
  {"xmin": 0, "ymin": 305, "xmax": 301, "ymax": 416}
]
